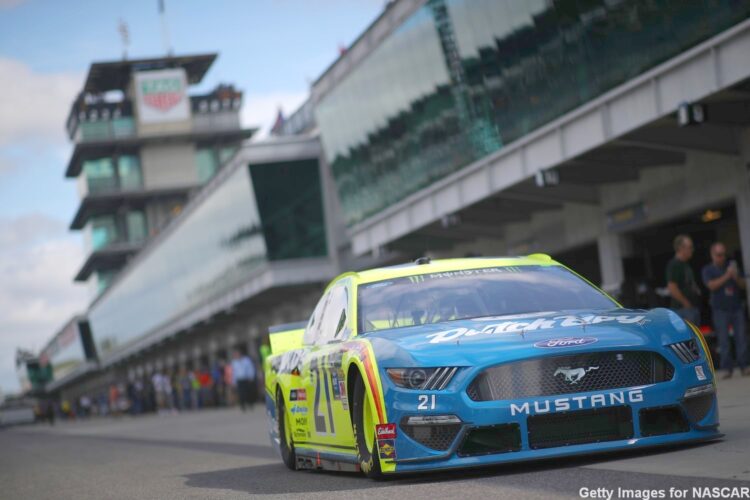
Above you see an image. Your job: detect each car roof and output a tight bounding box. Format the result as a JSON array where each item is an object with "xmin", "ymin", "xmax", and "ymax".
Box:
[{"xmin": 327, "ymin": 254, "xmax": 562, "ymax": 290}]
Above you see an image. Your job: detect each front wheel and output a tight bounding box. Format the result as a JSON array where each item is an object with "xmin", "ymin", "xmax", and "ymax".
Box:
[
  {"xmin": 276, "ymin": 388, "xmax": 296, "ymax": 470},
  {"xmin": 352, "ymin": 375, "xmax": 382, "ymax": 479}
]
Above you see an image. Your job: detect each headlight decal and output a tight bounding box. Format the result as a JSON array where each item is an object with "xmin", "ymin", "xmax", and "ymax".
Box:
[{"xmin": 387, "ymin": 367, "xmax": 458, "ymax": 390}]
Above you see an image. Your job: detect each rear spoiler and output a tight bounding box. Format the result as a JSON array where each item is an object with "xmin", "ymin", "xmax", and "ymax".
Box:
[{"xmin": 268, "ymin": 321, "xmax": 307, "ymax": 355}]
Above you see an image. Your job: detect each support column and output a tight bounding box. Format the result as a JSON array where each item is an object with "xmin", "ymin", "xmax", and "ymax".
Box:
[
  {"xmin": 597, "ymin": 232, "xmax": 625, "ymax": 298},
  {"xmin": 737, "ymin": 128, "xmax": 750, "ymax": 312}
]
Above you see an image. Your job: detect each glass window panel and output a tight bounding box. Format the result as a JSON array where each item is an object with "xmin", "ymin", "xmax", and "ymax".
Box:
[
  {"xmin": 196, "ymin": 148, "xmax": 218, "ymax": 184},
  {"xmin": 83, "ymin": 158, "xmax": 117, "ymax": 194},
  {"xmin": 126, "ymin": 211, "xmax": 147, "ymax": 243},
  {"xmin": 90, "ymin": 215, "xmax": 118, "ymax": 250},
  {"xmin": 97, "ymin": 269, "xmax": 117, "ymax": 294},
  {"xmin": 315, "ymin": 0, "xmax": 750, "ymax": 227},
  {"xmin": 42, "ymin": 323, "xmax": 86, "ymax": 382},
  {"xmin": 218, "ymin": 146, "xmax": 238, "ymax": 164},
  {"xmin": 112, "ymin": 117, "xmax": 135, "ymax": 138},
  {"xmin": 88, "ymin": 165, "xmax": 267, "ymax": 358},
  {"xmin": 248, "ymin": 159, "xmax": 326, "ymax": 260},
  {"xmin": 118, "ymin": 155, "xmax": 142, "ymax": 190}
]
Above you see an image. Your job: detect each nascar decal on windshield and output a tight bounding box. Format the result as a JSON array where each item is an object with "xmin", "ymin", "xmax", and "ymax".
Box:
[{"xmin": 426, "ymin": 314, "xmax": 646, "ymax": 344}]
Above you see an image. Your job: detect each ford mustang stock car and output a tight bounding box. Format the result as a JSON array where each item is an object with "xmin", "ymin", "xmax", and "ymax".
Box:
[{"xmin": 263, "ymin": 255, "xmax": 720, "ymax": 477}]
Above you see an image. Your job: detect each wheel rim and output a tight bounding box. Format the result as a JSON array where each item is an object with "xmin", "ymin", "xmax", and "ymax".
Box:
[{"xmin": 363, "ymin": 391, "xmax": 375, "ymax": 452}]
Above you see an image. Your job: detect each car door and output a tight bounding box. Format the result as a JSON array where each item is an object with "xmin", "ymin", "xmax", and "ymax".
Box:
[{"xmin": 303, "ymin": 279, "xmax": 356, "ymax": 450}]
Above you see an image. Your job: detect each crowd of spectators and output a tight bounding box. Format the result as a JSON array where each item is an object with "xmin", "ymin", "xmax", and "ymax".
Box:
[{"xmin": 45, "ymin": 350, "xmax": 261, "ymax": 422}]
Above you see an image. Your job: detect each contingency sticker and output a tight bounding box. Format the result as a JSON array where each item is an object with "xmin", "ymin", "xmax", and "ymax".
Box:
[
  {"xmin": 290, "ymin": 389, "xmax": 307, "ymax": 401},
  {"xmin": 378, "ymin": 439, "xmax": 396, "ymax": 460},
  {"xmin": 376, "ymin": 423, "xmax": 397, "ymax": 440},
  {"xmin": 695, "ymin": 365, "xmax": 707, "ymax": 381}
]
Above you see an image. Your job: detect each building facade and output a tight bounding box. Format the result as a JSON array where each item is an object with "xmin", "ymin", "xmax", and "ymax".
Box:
[
  {"xmin": 65, "ymin": 54, "xmax": 255, "ymax": 296},
  {"xmin": 312, "ymin": 0, "xmax": 750, "ymax": 312}
]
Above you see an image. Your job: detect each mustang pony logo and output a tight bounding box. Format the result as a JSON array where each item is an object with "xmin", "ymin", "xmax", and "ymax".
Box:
[{"xmin": 554, "ymin": 366, "xmax": 599, "ymax": 384}]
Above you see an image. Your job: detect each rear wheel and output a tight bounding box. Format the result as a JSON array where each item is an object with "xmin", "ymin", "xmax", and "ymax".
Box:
[
  {"xmin": 352, "ymin": 375, "xmax": 382, "ymax": 479},
  {"xmin": 276, "ymin": 388, "xmax": 296, "ymax": 470}
]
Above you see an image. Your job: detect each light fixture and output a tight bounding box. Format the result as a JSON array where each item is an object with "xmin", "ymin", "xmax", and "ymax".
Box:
[{"xmin": 701, "ymin": 209, "xmax": 721, "ymax": 223}]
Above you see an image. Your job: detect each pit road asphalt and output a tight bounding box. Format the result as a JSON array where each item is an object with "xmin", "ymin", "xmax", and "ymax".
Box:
[{"xmin": 2, "ymin": 375, "xmax": 749, "ymax": 500}]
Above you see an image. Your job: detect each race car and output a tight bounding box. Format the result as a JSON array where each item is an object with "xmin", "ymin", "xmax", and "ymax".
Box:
[{"xmin": 264, "ymin": 255, "xmax": 720, "ymax": 477}]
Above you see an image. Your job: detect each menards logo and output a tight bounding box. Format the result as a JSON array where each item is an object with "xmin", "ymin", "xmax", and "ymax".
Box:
[{"xmin": 141, "ymin": 77, "xmax": 183, "ymax": 112}]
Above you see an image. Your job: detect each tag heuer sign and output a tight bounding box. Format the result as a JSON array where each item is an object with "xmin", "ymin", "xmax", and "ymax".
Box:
[
  {"xmin": 141, "ymin": 77, "xmax": 183, "ymax": 111},
  {"xmin": 134, "ymin": 68, "xmax": 190, "ymax": 124}
]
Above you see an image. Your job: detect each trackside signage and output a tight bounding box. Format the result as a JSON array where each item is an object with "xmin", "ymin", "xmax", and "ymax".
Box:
[{"xmin": 134, "ymin": 68, "xmax": 189, "ymax": 124}]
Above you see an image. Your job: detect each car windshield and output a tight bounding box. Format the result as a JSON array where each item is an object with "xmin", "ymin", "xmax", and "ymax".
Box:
[{"xmin": 357, "ymin": 265, "xmax": 617, "ymax": 333}]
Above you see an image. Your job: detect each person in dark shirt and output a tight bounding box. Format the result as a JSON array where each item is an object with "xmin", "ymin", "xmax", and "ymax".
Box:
[
  {"xmin": 666, "ymin": 234, "xmax": 701, "ymax": 324},
  {"xmin": 702, "ymin": 242, "xmax": 747, "ymax": 378}
]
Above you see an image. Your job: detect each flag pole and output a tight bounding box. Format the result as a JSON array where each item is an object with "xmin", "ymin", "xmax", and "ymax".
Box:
[{"xmin": 159, "ymin": 0, "xmax": 173, "ymax": 56}]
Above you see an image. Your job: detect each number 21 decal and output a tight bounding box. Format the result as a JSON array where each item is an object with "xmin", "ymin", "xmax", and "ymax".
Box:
[{"xmin": 417, "ymin": 394, "xmax": 436, "ymax": 410}]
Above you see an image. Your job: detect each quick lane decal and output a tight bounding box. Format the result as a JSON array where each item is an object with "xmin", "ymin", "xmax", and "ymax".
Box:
[
  {"xmin": 427, "ymin": 314, "xmax": 646, "ymax": 344},
  {"xmin": 534, "ymin": 337, "xmax": 598, "ymax": 348}
]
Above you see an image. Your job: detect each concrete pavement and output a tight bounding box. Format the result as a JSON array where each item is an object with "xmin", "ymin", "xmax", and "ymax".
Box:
[{"xmin": 1, "ymin": 376, "xmax": 749, "ymax": 499}]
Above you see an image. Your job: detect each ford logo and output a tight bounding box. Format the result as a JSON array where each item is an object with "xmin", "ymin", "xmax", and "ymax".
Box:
[{"xmin": 534, "ymin": 337, "xmax": 598, "ymax": 348}]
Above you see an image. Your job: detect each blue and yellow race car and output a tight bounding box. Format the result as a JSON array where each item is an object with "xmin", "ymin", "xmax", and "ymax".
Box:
[{"xmin": 264, "ymin": 255, "xmax": 719, "ymax": 477}]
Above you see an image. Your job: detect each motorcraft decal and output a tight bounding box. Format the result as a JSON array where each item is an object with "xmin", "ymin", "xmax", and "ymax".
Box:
[{"xmin": 426, "ymin": 314, "xmax": 646, "ymax": 344}]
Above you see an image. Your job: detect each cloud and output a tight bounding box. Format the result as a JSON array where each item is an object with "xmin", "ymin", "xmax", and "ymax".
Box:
[
  {"xmin": 0, "ymin": 57, "xmax": 81, "ymax": 154},
  {"xmin": 240, "ymin": 90, "xmax": 309, "ymax": 139},
  {"xmin": 0, "ymin": 214, "xmax": 88, "ymax": 394}
]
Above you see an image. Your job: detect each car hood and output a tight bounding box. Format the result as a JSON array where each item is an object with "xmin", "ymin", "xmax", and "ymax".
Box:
[{"xmin": 362, "ymin": 308, "xmax": 693, "ymax": 367}]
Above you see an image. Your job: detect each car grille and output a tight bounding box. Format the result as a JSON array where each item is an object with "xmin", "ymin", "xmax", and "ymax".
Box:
[
  {"xmin": 683, "ymin": 394, "xmax": 714, "ymax": 423},
  {"xmin": 458, "ymin": 424, "xmax": 521, "ymax": 457},
  {"xmin": 400, "ymin": 422, "xmax": 462, "ymax": 451},
  {"xmin": 467, "ymin": 351, "xmax": 674, "ymax": 401},
  {"xmin": 639, "ymin": 406, "xmax": 690, "ymax": 436},
  {"xmin": 527, "ymin": 406, "xmax": 633, "ymax": 449}
]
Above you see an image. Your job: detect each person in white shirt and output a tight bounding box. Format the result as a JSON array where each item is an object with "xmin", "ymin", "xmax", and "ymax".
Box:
[{"xmin": 231, "ymin": 350, "xmax": 256, "ymax": 411}]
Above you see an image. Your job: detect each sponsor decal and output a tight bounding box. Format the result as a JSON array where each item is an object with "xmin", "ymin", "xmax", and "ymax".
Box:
[
  {"xmin": 535, "ymin": 337, "xmax": 598, "ymax": 348},
  {"xmin": 378, "ymin": 439, "xmax": 396, "ymax": 459},
  {"xmin": 510, "ymin": 389, "xmax": 643, "ymax": 416},
  {"xmin": 695, "ymin": 365, "xmax": 707, "ymax": 381},
  {"xmin": 290, "ymin": 388, "xmax": 307, "ymax": 402},
  {"xmin": 554, "ymin": 366, "xmax": 599, "ymax": 384},
  {"xmin": 294, "ymin": 428, "xmax": 306, "ymax": 439},
  {"xmin": 375, "ymin": 423, "xmax": 397, "ymax": 440},
  {"xmin": 427, "ymin": 314, "xmax": 647, "ymax": 344},
  {"xmin": 140, "ymin": 76, "xmax": 183, "ymax": 111},
  {"xmin": 332, "ymin": 372, "xmax": 341, "ymax": 399},
  {"xmin": 290, "ymin": 405, "xmax": 308, "ymax": 414}
]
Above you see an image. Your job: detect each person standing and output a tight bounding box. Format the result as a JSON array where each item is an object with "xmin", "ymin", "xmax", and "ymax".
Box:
[
  {"xmin": 702, "ymin": 242, "xmax": 748, "ymax": 379},
  {"xmin": 666, "ymin": 234, "xmax": 701, "ymax": 324},
  {"xmin": 231, "ymin": 349, "xmax": 256, "ymax": 412}
]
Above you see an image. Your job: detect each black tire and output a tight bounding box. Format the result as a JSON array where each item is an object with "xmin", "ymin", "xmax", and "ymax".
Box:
[
  {"xmin": 352, "ymin": 375, "xmax": 382, "ymax": 479},
  {"xmin": 276, "ymin": 388, "xmax": 296, "ymax": 470}
]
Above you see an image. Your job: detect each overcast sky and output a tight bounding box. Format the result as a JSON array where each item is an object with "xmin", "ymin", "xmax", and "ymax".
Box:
[{"xmin": 0, "ymin": 0, "xmax": 384, "ymax": 395}]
